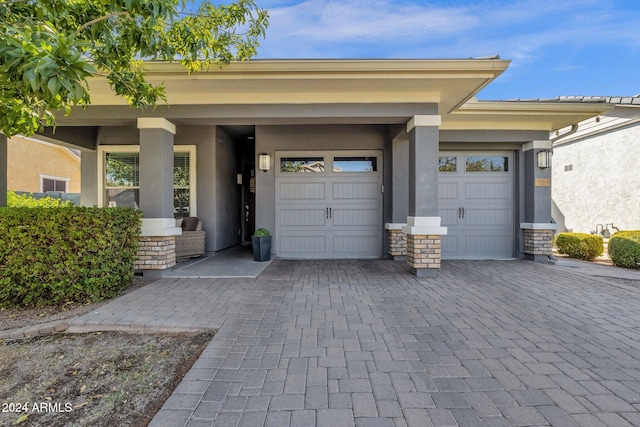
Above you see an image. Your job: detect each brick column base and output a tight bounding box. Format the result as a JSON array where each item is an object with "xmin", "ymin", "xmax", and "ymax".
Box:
[
  {"xmin": 407, "ymin": 234, "xmax": 441, "ymax": 277},
  {"xmin": 134, "ymin": 236, "xmax": 176, "ymax": 274},
  {"xmin": 388, "ymin": 229, "xmax": 407, "ymax": 259},
  {"xmin": 523, "ymin": 229, "xmax": 554, "ymax": 261}
]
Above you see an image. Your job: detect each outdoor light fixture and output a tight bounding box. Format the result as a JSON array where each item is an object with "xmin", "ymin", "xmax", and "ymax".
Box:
[
  {"xmin": 258, "ymin": 153, "xmax": 271, "ymax": 171},
  {"xmin": 537, "ymin": 150, "xmax": 552, "ymax": 169}
]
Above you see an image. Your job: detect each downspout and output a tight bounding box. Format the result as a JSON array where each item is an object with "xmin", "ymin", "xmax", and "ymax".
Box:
[{"xmin": 551, "ymin": 123, "xmax": 579, "ymax": 143}]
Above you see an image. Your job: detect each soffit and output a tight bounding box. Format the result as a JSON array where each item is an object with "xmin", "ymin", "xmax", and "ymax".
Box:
[
  {"xmin": 442, "ymin": 100, "xmax": 615, "ymax": 131},
  {"xmin": 85, "ymin": 59, "xmax": 510, "ymax": 116}
]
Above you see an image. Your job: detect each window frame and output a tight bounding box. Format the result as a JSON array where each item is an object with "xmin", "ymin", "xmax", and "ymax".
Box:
[
  {"xmin": 39, "ymin": 174, "xmax": 70, "ymax": 192},
  {"xmin": 97, "ymin": 145, "xmax": 197, "ymax": 217}
]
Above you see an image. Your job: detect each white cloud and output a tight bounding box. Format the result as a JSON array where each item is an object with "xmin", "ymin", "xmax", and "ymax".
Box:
[{"xmin": 256, "ymin": 0, "xmax": 640, "ymax": 61}]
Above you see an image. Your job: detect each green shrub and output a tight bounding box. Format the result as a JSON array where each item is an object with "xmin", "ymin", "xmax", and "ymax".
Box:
[
  {"xmin": 0, "ymin": 207, "xmax": 141, "ymax": 307},
  {"xmin": 253, "ymin": 228, "xmax": 270, "ymax": 237},
  {"xmin": 608, "ymin": 231, "xmax": 640, "ymax": 269},
  {"xmin": 7, "ymin": 190, "xmax": 73, "ymax": 208},
  {"xmin": 555, "ymin": 232, "xmax": 604, "ymax": 261}
]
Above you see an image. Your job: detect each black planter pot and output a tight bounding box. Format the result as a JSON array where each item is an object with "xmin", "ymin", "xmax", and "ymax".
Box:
[{"xmin": 252, "ymin": 236, "xmax": 272, "ymax": 262}]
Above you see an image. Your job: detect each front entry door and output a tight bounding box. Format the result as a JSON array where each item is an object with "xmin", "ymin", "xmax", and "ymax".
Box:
[{"xmin": 275, "ymin": 150, "xmax": 383, "ymax": 259}]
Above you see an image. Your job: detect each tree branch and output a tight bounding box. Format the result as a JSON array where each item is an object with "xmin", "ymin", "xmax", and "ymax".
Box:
[{"xmin": 77, "ymin": 11, "xmax": 129, "ymax": 32}]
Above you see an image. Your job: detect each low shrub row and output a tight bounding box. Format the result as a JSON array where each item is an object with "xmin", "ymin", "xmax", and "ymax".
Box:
[
  {"xmin": 0, "ymin": 207, "xmax": 141, "ymax": 307},
  {"xmin": 608, "ymin": 231, "xmax": 640, "ymax": 269},
  {"xmin": 555, "ymin": 232, "xmax": 604, "ymax": 261}
]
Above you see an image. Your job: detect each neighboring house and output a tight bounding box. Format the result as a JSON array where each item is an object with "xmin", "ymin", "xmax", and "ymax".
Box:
[
  {"xmin": 7, "ymin": 136, "xmax": 81, "ymax": 194},
  {"xmin": 0, "ymin": 59, "xmax": 612, "ymax": 277},
  {"xmin": 551, "ymin": 96, "xmax": 640, "ymax": 234}
]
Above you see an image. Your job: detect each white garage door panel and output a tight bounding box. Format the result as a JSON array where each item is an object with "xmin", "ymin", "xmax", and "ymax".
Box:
[
  {"xmin": 465, "ymin": 234, "xmax": 512, "ymax": 254},
  {"xmin": 279, "ymin": 182, "xmax": 325, "ymax": 200},
  {"xmin": 333, "ymin": 182, "xmax": 379, "ymax": 199},
  {"xmin": 279, "ymin": 208, "xmax": 327, "ymax": 226},
  {"xmin": 276, "ymin": 150, "xmax": 382, "ymax": 259},
  {"xmin": 279, "ymin": 235, "xmax": 326, "ymax": 254},
  {"xmin": 441, "ymin": 235, "xmax": 459, "ymax": 255},
  {"xmin": 465, "ymin": 182, "xmax": 511, "ymax": 199},
  {"xmin": 439, "ymin": 151, "xmax": 514, "ymax": 259},
  {"xmin": 440, "ymin": 208, "xmax": 460, "ymax": 227},
  {"xmin": 333, "ymin": 208, "xmax": 379, "ymax": 226},
  {"xmin": 333, "ymin": 234, "xmax": 379, "ymax": 255},
  {"xmin": 439, "ymin": 182, "xmax": 458, "ymax": 199},
  {"xmin": 465, "ymin": 208, "xmax": 511, "ymax": 226}
]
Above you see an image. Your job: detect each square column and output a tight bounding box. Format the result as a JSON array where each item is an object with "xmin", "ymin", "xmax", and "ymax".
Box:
[
  {"xmin": 0, "ymin": 135, "xmax": 6, "ymax": 206},
  {"xmin": 136, "ymin": 118, "xmax": 181, "ymax": 278},
  {"xmin": 80, "ymin": 149, "xmax": 98, "ymax": 207},
  {"xmin": 402, "ymin": 115, "xmax": 447, "ymax": 277},
  {"xmin": 521, "ymin": 140, "xmax": 556, "ymax": 262}
]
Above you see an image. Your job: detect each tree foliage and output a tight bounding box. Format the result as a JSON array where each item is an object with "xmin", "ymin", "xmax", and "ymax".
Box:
[{"xmin": 0, "ymin": 0, "xmax": 268, "ymax": 137}]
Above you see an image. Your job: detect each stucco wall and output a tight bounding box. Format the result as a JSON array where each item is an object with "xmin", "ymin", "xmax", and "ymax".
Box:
[
  {"xmin": 8, "ymin": 138, "xmax": 81, "ymax": 193},
  {"xmin": 552, "ymin": 122, "xmax": 640, "ymax": 233}
]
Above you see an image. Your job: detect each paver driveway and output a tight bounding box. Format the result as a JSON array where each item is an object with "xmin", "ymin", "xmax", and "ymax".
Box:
[{"xmin": 73, "ymin": 259, "xmax": 640, "ymax": 426}]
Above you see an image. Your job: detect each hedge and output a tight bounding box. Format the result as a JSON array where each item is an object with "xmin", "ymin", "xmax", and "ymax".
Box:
[
  {"xmin": 0, "ymin": 207, "xmax": 141, "ymax": 307},
  {"xmin": 608, "ymin": 231, "xmax": 640, "ymax": 269},
  {"xmin": 555, "ymin": 232, "xmax": 604, "ymax": 261}
]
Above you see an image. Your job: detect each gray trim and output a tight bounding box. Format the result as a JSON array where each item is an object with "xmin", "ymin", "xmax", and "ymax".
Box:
[
  {"xmin": 35, "ymin": 127, "xmax": 98, "ymax": 150},
  {"xmin": 441, "ymin": 130, "xmax": 548, "ymax": 143},
  {"xmin": 54, "ymin": 103, "xmax": 439, "ymax": 126}
]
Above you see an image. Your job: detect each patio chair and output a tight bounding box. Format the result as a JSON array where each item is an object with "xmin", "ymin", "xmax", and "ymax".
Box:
[{"xmin": 175, "ymin": 217, "xmax": 206, "ymax": 261}]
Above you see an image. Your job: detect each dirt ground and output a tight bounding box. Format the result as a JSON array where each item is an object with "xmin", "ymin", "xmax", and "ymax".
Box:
[{"xmin": 0, "ymin": 279, "xmax": 215, "ymax": 426}]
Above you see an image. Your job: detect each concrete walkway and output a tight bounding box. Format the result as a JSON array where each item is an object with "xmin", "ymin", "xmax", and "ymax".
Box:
[{"xmin": 73, "ymin": 259, "xmax": 640, "ymax": 426}]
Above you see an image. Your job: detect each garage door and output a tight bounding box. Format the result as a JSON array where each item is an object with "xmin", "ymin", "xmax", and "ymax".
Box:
[
  {"xmin": 438, "ymin": 152, "xmax": 514, "ymax": 259},
  {"xmin": 275, "ymin": 150, "xmax": 383, "ymax": 259}
]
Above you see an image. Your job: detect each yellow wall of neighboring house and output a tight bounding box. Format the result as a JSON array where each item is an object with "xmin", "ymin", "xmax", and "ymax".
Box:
[{"xmin": 7, "ymin": 137, "xmax": 81, "ymax": 193}]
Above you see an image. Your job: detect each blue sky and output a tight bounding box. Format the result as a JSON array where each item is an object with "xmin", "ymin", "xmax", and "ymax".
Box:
[{"xmin": 249, "ymin": 0, "xmax": 640, "ymax": 100}]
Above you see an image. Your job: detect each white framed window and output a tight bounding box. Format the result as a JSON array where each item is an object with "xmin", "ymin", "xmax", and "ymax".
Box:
[
  {"xmin": 40, "ymin": 174, "xmax": 69, "ymax": 192},
  {"xmin": 97, "ymin": 145, "xmax": 197, "ymax": 218}
]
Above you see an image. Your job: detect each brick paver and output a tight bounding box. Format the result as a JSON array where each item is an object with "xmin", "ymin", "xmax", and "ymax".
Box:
[{"xmin": 65, "ymin": 259, "xmax": 640, "ymax": 425}]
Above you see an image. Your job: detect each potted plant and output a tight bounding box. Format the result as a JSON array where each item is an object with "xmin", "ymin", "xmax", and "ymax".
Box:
[{"xmin": 252, "ymin": 228, "xmax": 272, "ymax": 262}]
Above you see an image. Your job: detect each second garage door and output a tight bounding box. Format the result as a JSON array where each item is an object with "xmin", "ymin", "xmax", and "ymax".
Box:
[
  {"xmin": 275, "ymin": 150, "xmax": 383, "ymax": 259},
  {"xmin": 438, "ymin": 151, "xmax": 514, "ymax": 259}
]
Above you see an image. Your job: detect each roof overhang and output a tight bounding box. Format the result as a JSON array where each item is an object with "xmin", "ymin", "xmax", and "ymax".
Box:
[
  {"xmin": 444, "ymin": 99, "xmax": 615, "ymax": 131},
  {"xmin": 61, "ymin": 59, "xmax": 509, "ymax": 125},
  {"xmin": 52, "ymin": 59, "xmax": 613, "ymax": 133}
]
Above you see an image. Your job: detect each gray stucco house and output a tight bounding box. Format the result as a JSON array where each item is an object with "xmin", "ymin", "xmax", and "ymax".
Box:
[
  {"xmin": 552, "ymin": 96, "xmax": 640, "ymax": 235},
  {"xmin": 0, "ymin": 59, "xmax": 611, "ymax": 277}
]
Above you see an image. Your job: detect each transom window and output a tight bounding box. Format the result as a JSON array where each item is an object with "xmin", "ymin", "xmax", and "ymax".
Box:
[
  {"xmin": 438, "ymin": 156, "xmax": 457, "ymax": 172},
  {"xmin": 280, "ymin": 157, "xmax": 325, "ymax": 173},
  {"xmin": 333, "ymin": 157, "xmax": 377, "ymax": 172},
  {"xmin": 465, "ymin": 156, "xmax": 509, "ymax": 172}
]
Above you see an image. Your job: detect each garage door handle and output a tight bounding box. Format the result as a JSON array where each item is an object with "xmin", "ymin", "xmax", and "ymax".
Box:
[
  {"xmin": 326, "ymin": 207, "xmax": 329, "ymax": 219},
  {"xmin": 462, "ymin": 207, "xmax": 465, "ymax": 218},
  {"xmin": 329, "ymin": 207, "xmax": 332, "ymax": 218},
  {"xmin": 458, "ymin": 207, "xmax": 462, "ymax": 218}
]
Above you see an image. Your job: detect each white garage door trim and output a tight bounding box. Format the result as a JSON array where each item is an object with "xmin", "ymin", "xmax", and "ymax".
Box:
[
  {"xmin": 439, "ymin": 151, "xmax": 514, "ymax": 259},
  {"xmin": 275, "ymin": 150, "xmax": 383, "ymax": 259}
]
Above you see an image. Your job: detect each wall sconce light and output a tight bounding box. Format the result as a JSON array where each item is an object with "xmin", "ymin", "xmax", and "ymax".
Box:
[
  {"xmin": 537, "ymin": 150, "xmax": 552, "ymax": 169},
  {"xmin": 258, "ymin": 153, "xmax": 271, "ymax": 172}
]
